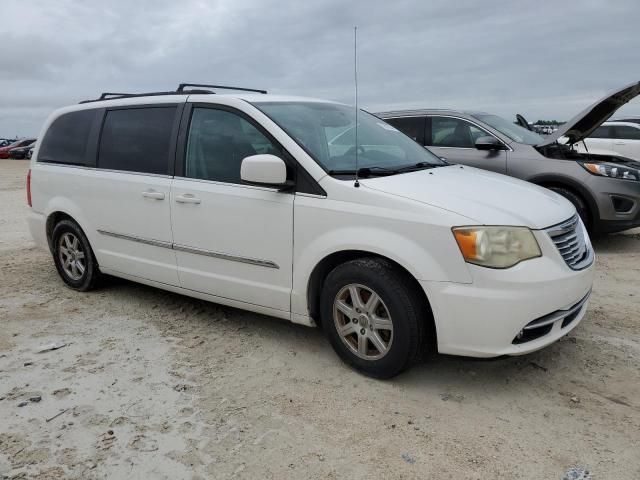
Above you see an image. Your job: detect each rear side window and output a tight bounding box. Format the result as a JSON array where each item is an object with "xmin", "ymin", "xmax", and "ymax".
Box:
[
  {"xmin": 98, "ymin": 107, "xmax": 176, "ymax": 175},
  {"xmin": 590, "ymin": 126, "xmax": 612, "ymax": 138},
  {"xmin": 38, "ymin": 110, "xmax": 96, "ymax": 165},
  {"xmin": 614, "ymin": 125, "xmax": 640, "ymax": 140},
  {"xmin": 385, "ymin": 117, "xmax": 425, "ymax": 144}
]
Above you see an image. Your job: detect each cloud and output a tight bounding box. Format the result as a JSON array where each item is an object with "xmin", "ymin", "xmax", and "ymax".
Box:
[{"xmin": 1, "ymin": 0, "xmax": 639, "ymax": 136}]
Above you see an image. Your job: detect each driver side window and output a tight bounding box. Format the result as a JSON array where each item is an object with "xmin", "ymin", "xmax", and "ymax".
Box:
[
  {"xmin": 428, "ymin": 117, "xmax": 489, "ymax": 148},
  {"xmin": 185, "ymin": 108, "xmax": 282, "ymax": 184}
]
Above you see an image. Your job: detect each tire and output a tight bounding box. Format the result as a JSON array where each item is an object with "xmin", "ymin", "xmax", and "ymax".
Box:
[
  {"xmin": 548, "ymin": 186, "xmax": 591, "ymax": 231},
  {"xmin": 51, "ymin": 219, "xmax": 102, "ymax": 291},
  {"xmin": 320, "ymin": 257, "xmax": 427, "ymax": 379}
]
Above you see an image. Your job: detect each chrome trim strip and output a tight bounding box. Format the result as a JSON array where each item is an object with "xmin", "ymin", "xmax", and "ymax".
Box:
[
  {"xmin": 545, "ymin": 215, "xmax": 579, "ymax": 237},
  {"xmin": 173, "ymin": 243, "xmax": 279, "ymax": 269},
  {"xmin": 97, "ymin": 230, "xmax": 279, "ymax": 269},
  {"xmin": 295, "ymin": 192, "xmax": 327, "ymax": 199},
  {"xmin": 523, "ymin": 290, "xmax": 591, "ymax": 330},
  {"xmin": 97, "ymin": 230, "xmax": 173, "ymax": 249}
]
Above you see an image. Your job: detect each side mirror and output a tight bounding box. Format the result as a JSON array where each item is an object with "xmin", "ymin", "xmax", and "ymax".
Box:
[
  {"xmin": 475, "ymin": 136, "xmax": 505, "ymax": 151},
  {"xmin": 241, "ymin": 154, "xmax": 292, "ymax": 189}
]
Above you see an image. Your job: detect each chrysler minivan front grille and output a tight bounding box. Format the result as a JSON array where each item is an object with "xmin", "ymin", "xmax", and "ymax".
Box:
[{"xmin": 545, "ymin": 215, "xmax": 593, "ymax": 270}]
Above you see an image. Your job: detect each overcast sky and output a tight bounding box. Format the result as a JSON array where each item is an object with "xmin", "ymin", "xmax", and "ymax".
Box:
[{"xmin": 2, "ymin": 0, "xmax": 640, "ymax": 137}]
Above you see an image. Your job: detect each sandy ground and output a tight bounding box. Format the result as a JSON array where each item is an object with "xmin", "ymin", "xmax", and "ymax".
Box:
[{"xmin": 0, "ymin": 159, "xmax": 639, "ymax": 479}]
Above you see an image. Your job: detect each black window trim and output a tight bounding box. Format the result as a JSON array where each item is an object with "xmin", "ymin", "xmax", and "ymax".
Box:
[
  {"xmin": 175, "ymin": 102, "xmax": 326, "ymax": 196},
  {"xmin": 95, "ymin": 102, "xmax": 184, "ymax": 176}
]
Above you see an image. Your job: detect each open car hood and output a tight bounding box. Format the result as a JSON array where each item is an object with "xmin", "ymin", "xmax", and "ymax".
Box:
[{"xmin": 538, "ymin": 80, "xmax": 640, "ymax": 147}]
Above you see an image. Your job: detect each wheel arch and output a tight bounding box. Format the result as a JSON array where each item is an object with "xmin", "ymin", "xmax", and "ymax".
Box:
[
  {"xmin": 306, "ymin": 249, "xmax": 437, "ymax": 348},
  {"xmin": 528, "ymin": 174, "xmax": 599, "ymax": 227},
  {"xmin": 45, "ymin": 210, "xmax": 93, "ymax": 254}
]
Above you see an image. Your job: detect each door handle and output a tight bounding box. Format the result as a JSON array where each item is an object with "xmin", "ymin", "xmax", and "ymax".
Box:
[
  {"xmin": 175, "ymin": 194, "xmax": 201, "ymax": 204},
  {"xmin": 614, "ymin": 141, "xmax": 626, "ymax": 145},
  {"xmin": 142, "ymin": 190, "xmax": 165, "ymax": 200}
]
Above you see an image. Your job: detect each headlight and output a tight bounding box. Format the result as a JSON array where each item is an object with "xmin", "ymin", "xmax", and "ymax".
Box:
[
  {"xmin": 452, "ymin": 226, "xmax": 541, "ymax": 269},
  {"xmin": 579, "ymin": 162, "xmax": 640, "ymax": 181}
]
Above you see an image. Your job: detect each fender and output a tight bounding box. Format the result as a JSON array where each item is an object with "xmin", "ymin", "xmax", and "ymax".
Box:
[
  {"xmin": 43, "ymin": 197, "xmax": 98, "ymax": 254},
  {"xmin": 290, "ymin": 224, "xmax": 472, "ymax": 319}
]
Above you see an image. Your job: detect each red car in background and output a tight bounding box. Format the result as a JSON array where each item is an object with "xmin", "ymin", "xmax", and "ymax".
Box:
[{"xmin": 0, "ymin": 138, "xmax": 36, "ymax": 159}]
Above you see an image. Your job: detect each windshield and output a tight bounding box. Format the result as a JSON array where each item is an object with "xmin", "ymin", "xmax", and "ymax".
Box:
[
  {"xmin": 474, "ymin": 114, "xmax": 544, "ymax": 145},
  {"xmin": 252, "ymin": 101, "xmax": 446, "ymax": 173}
]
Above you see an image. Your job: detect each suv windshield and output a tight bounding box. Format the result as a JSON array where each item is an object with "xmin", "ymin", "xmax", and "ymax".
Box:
[
  {"xmin": 473, "ymin": 114, "xmax": 544, "ymax": 145},
  {"xmin": 252, "ymin": 101, "xmax": 446, "ymax": 173}
]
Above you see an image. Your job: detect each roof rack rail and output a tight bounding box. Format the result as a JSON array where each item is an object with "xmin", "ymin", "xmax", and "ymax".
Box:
[
  {"xmin": 177, "ymin": 83, "xmax": 267, "ymax": 94},
  {"xmin": 79, "ymin": 83, "xmax": 267, "ymax": 104},
  {"xmin": 79, "ymin": 91, "xmax": 185, "ymax": 104}
]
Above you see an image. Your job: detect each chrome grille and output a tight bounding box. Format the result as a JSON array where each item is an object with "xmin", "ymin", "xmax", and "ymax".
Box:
[{"xmin": 545, "ymin": 215, "xmax": 593, "ymax": 270}]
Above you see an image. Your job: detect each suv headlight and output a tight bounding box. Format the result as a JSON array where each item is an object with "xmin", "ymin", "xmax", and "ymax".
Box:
[
  {"xmin": 452, "ymin": 226, "xmax": 541, "ymax": 269},
  {"xmin": 579, "ymin": 162, "xmax": 640, "ymax": 181}
]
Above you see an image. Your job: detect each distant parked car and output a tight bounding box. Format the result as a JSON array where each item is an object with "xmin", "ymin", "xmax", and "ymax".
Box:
[
  {"xmin": 378, "ymin": 81, "xmax": 640, "ymax": 234},
  {"xmin": 9, "ymin": 143, "xmax": 37, "ymax": 160},
  {"xmin": 0, "ymin": 139, "xmax": 13, "ymax": 147},
  {"xmin": 612, "ymin": 116, "xmax": 640, "ymax": 125},
  {"xmin": 573, "ymin": 121, "xmax": 640, "ymax": 161},
  {"xmin": 0, "ymin": 138, "xmax": 36, "ymax": 159}
]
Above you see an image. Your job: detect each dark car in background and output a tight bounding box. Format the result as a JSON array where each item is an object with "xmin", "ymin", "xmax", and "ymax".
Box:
[
  {"xmin": 9, "ymin": 143, "xmax": 36, "ymax": 160},
  {"xmin": 378, "ymin": 81, "xmax": 640, "ymax": 234},
  {"xmin": 0, "ymin": 138, "xmax": 36, "ymax": 159}
]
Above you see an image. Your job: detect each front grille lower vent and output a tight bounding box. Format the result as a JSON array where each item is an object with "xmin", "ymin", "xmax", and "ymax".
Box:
[{"xmin": 545, "ymin": 215, "xmax": 593, "ymax": 270}]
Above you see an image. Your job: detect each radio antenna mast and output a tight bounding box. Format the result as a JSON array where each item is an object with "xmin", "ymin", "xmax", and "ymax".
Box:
[{"xmin": 353, "ymin": 26, "xmax": 360, "ymax": 188}]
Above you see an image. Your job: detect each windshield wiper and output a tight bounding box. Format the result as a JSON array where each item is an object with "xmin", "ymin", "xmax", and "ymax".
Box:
[{"xmin": 329, "ymin": 163, "xmax": 441, "ymax": 178}]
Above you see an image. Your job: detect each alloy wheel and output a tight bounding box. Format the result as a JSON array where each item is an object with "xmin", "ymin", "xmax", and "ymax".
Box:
[
  {"xmin": 58, "ymin": 232, "xmax": 86, "ymax": 281},
  {"xmin": 333, "ymin": 283, "xmax": 394, "ymax": 360}
]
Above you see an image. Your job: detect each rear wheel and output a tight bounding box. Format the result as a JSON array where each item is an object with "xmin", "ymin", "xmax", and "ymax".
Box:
[
  {"xmin": 51, "ymin": 220, "xmax": 102, "ymax": 291},
  {"xmin": 548, "ymin": 186, "xmax": 591, "ymax": 231},
  {"xmin": 320, "ymin": 257, "xmax": 427, "ymax": 378}
]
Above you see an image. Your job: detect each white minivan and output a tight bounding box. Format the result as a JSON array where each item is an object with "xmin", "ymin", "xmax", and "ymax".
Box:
[{"xmin": 27, "ymin": 84, "xmax": 595, "ymax": 378}]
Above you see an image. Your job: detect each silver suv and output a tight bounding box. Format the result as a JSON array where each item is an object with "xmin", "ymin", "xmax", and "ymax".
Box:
[{"xmin": 378, "ymin": 81, "xmax": 640, "ymax": 234}]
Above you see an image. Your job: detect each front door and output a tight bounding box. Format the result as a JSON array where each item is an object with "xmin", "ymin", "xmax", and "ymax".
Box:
[
  {"xmin": 170, "ymin": 105, "xmax": 294, "ymax": 312},
  {"xmin": 426, "ymin": 115, "xmax": 507, "ymax": 173}
]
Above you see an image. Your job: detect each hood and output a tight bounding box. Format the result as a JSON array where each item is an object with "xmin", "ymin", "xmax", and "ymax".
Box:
[
  {"xmin": 539, "ymin": 80, "xmax": 640, "ymax": 147},
  {"xmin": 361, "ymin": 165, "xmax": 575, "ymax": 229}
]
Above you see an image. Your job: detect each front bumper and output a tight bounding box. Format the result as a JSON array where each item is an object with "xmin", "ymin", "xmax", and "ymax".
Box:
[
  {"xmin": 588, "ymin": 176, "xmax": 640, "ymax": 233},
  {"xmin": 421, "ymin": 229, "xmax": 595, "ymax": 358}
]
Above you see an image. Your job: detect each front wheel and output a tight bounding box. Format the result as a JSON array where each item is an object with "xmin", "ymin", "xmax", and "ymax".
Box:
[
  {"xmin": 320, "ymin": 258, "xmax": 427, "ymax": 378},
  {"xmin": 548, "ymin": 186, "xmax": 591, "ymax": 231}
]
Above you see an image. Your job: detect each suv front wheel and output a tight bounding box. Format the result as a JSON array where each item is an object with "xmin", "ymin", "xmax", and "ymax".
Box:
[{"xmin": 320, "ymin": 257, "xmax": 427, "ymax": 378}]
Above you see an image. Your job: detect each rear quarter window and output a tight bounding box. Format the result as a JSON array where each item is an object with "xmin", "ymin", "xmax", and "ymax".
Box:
[{"xmin": 38, "ymin": 110, "xmax": 98, "ymax": 165}]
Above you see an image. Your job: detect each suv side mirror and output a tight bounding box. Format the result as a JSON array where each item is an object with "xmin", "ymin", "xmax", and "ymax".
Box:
[
  {"xmin": 475, "ymin": 136, "xmax": 505, "ymax": 151},
  {"xmin": 241, "ymin": 154, "xmax": 292, "ymax": 189}
]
